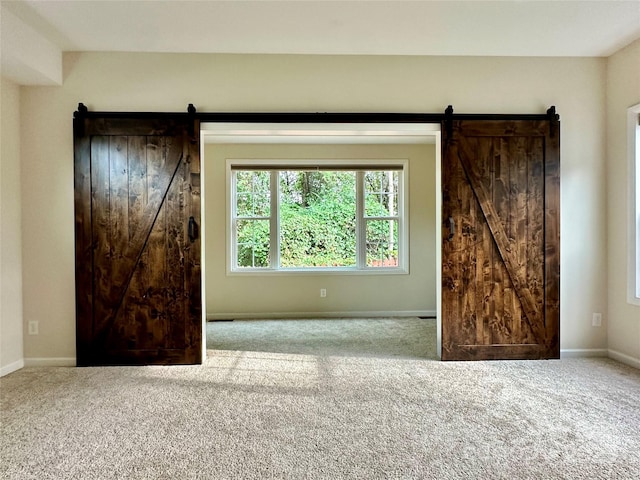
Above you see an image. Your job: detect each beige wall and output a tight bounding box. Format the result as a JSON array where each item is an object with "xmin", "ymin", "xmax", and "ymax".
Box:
[
  {"xmin": 19, "ymin": 52, "xmax": 608, "ymax": 359},
  {"xmin": 205, "ymin": 143, "xmax": 435, "ymax": 318},
  {"xmin": 606, "ymin": 38, "xmax": 640, "ymax": 366},
  {"xmin": 1, "ymin": 76, "xmax": 24, "ymax": 374}
]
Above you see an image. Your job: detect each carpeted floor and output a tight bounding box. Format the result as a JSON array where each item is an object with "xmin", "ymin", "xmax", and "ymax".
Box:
[
  {"xmin": 1, "ymin": 318, "xmax": 639, "ymax": 479},
  {"xmin": 207, "ymin": 317, "xmax": 438, "ymax": 359}
]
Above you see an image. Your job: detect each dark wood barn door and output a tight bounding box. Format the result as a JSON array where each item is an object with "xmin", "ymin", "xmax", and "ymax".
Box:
[
  {"xmin": 441, "ymin": 119, "xmax": 560, "ymax": 360},
  {"xmin": 74, "ymin": 114, "xmax": 202, "ymax": 365}
]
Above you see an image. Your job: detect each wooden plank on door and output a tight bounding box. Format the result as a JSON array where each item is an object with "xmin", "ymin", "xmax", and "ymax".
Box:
[
  {"xmin": 184, "ymin": 122, "xmax": 202, "ymax": 361},
  {"xmin": 165, "ymin": 137, "xmax": 186, "ymax": 351},
  {"xmin": 544, "ymin": 124, "xmax": 561, "ymax": 357},
  {"xmin": 73, "ymin": 129, "xmax": 93, "ymax": 360}
]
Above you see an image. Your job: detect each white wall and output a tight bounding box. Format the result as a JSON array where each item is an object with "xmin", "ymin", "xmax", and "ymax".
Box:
[
  {"xmin": 606, "ymin": 38, "xmax": 640, "ymax": 368},
  {"xmin": 0, "ymin": 76, "xmax": 24, "ymax": 375},
  {"xmin": 205, "ymin": 142, "xmax": 435, "ymax": 318},
  {"xmin": 19, "ymin": 52, "xmax": 608, "ymax": 360}
]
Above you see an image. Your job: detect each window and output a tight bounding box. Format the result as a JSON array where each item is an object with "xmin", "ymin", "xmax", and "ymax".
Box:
[
  {"xmin": 629, "ymin": 104, "xmax": 640, "ymax": 305},
  {"xmin": 228, "ymin": 160, "xmax": 408, "ymax": 273}
]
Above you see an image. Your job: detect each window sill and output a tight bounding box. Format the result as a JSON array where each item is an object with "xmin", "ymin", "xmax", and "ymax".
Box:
[
  {"xmin": 627, "ymin": 295, "xmax": 640, "ymax": 307},
  {"xmin": 227, "ymin": 267, "xmax": 409, "ymax": 276}
]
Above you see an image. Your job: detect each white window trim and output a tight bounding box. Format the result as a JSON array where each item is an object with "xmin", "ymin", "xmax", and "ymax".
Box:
[
  {"xmin": 628, "ymin": 103, "xmax": 640, "ymax": 306},
  {"xmin": 226, "ymin": 158, "xmax": 409, "ymax": 275}
]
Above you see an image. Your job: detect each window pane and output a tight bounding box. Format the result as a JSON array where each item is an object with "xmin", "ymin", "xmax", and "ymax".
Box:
[
  {"xmin": 365, "ymin": 171, "xmax": 399, "ymax": 217},
  {"xmin": 235, "ymin": 171, "xmax": 270, "ymax": 217},
  {"xmin": 279, "ymin": 171, "xmax": 357, "ymax": 267},
  {"xmin": 236, "ymin": 192, "xmax": 251, "ymax": 217},
  {"xmin": 236, "ymin": 219, "xmax": 270, "ymax": 268},
  {"xmin": 366, "ymin": 219, "xmax": 398, "ymax": 267}
]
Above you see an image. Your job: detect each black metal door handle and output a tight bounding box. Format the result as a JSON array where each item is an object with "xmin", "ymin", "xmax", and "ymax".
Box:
[
  {"xmin": 448, "ymin": 216, "xmax": 455, "ymax": 241},
  {"xmin": 188, "ymin": 216, "xmax": 198, "ymax": 243}
]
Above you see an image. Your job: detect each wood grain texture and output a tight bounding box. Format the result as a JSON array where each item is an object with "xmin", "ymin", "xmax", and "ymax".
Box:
[
  {"xmin": 121, "ymin": 136, "xmax": 149, "ymax": 352},
  {"xmin": 74, "ymin": 117, "xmax": 202, "ymax": 366},
  {"xmin": 442, "ymin": 119, "xmax": 559, "ymax": 361},
  {"xmin": 165, "ymin": 156, "xmax": 184, "ymax": 350},
  {"xmin": 544, "ymin": 121, "xmax": 561, "ymax": 357},
  {"xmin": 457, "ymin": 138, "xmax": 545, "ymax": 344},
  {"xmin": 90, "ymin": 136, "xmax": 112, "ymax": 348},
  {"xmin": 81, "ymin": 117, "xmax": 189, "ymax": 137},
  {"xmin": 73, "ymin": 129, "xmax": 93, "ymax": 361},
  {"xmin": 185, "ymin": 122, "xmax": 202, "ymax": 363}
]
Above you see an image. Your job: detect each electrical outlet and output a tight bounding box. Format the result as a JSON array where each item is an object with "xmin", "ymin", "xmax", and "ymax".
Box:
[
  {"xmin": 320, "ymin": 288, "xmax": 327, "ymax": 298},
  {"xmin": 592, "ymin": 313, "xmax": 602, "ymax": 327},
  {"xmin": 28, "ymin": 321, "xmax": 39, "ymax": 335}
]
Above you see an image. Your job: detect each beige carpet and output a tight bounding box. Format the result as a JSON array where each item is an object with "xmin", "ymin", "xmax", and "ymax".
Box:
[
  {"xmin": 207, "ymin": 317, "xmax": 438, "ymax": 359},
  {"xmin": 2, "ymin": 318, "xmax": 639, "ymax": 479}
]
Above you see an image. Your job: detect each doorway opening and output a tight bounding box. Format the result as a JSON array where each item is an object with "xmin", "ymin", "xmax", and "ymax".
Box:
[{"xmin": 199, "ymin": 122, "xmax": 443, "ymax": 359}]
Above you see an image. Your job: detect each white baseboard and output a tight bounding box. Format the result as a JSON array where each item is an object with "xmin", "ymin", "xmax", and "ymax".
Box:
[
  {"xmin": 0, "ymin": 359, "xmax": 25, "ymax": 377},
  {"xmin": 560, "ymin": 349, "xmax": 608, "ymax": 359},
  {"xmin": 207, "ymin": 310, "xmax": 436, "ymax": 321},
  {"xmin": 9, "ymin": 350, "xmax": 639, "ymax": 369},
  {"xmin": 608, "ymin": 349, "xmax": 640, "ymax": 369},
  {"xmin": 24, "ymin": 357, "xmax": 76, "ymax": 367}
]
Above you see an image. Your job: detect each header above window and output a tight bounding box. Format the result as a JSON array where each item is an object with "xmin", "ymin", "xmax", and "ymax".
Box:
[{"xmin": 203, "ymin": 122, "xmax": 439, "ymax": 145}]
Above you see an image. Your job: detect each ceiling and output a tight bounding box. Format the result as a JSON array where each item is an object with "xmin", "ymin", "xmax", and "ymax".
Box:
[
  {"xmin": 5, "ymin": 0, "xmax": 640, "ymax": 56},
  {"xmin": 2, "ymin": 0, "xmax": 640, "ymax": 85}
]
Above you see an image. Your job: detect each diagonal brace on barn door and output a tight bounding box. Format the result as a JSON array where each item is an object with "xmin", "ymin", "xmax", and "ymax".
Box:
[
  {"xmin": 454, "ymin": 137, "xmax": 547, "ymax": 345},
  {"xmin": 93, "ymin": 137, "xmax": 186, "ymax": 347}
]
